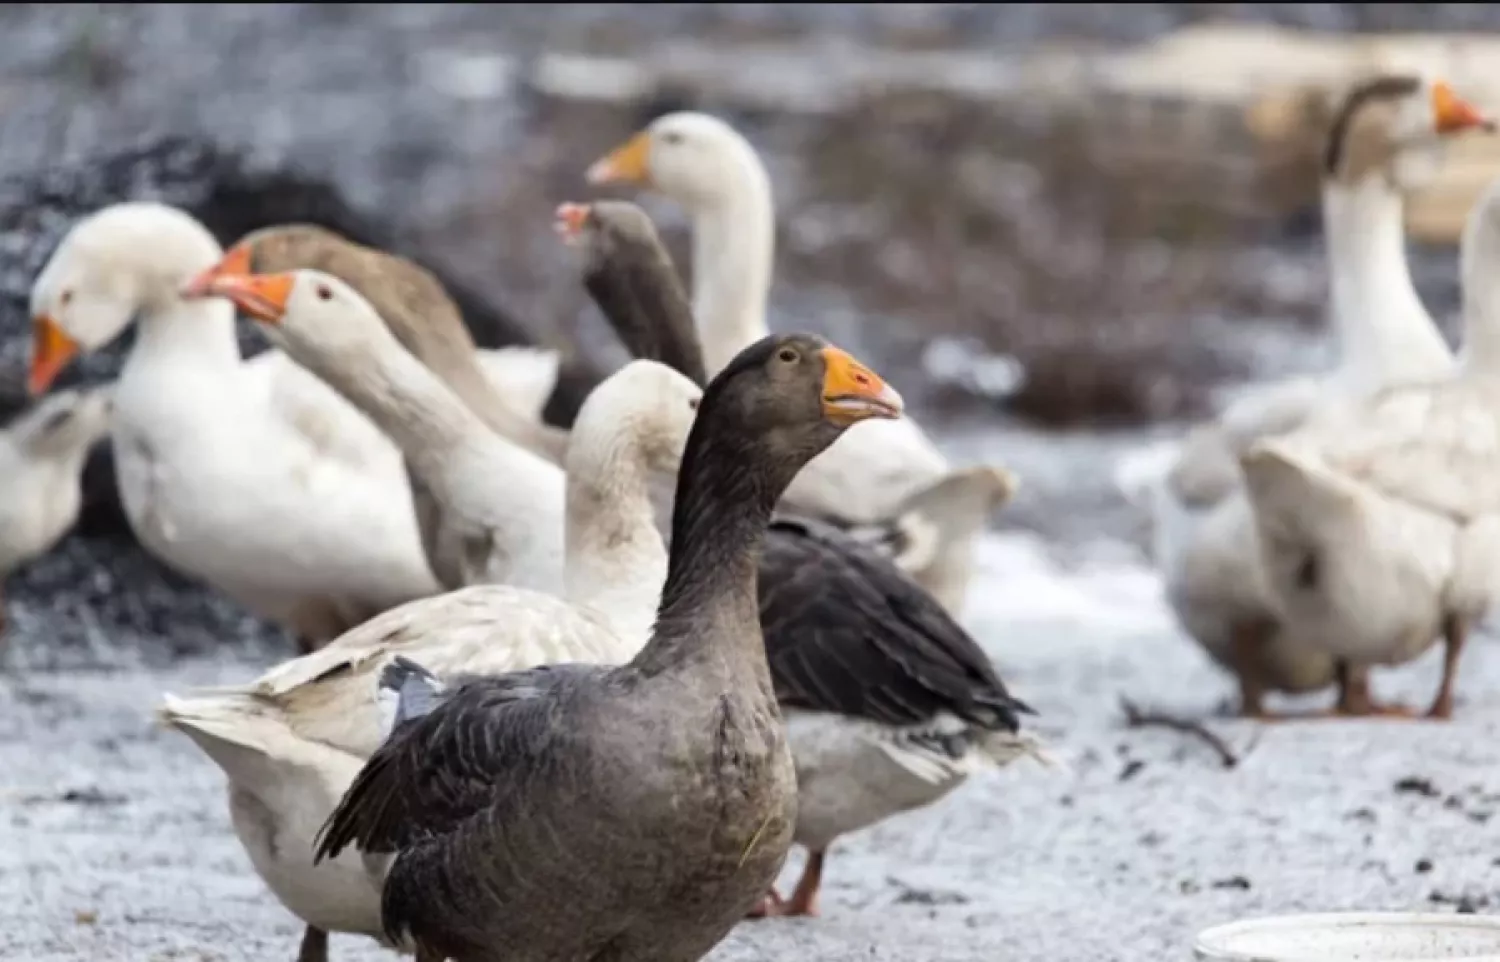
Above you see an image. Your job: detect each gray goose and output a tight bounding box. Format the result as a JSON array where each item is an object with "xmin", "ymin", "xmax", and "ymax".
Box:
[
  {"xmin": 315, "ymin": 333, "xmax": 902, "ymax": 962},
  {"xmin": 556, "ymin": 200, "xmax": 1046, "ymax": 919}
]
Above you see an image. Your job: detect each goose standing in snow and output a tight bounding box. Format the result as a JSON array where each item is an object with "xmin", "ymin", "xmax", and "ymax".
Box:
[
  {"xmin": 161, "ymin": 265, "xmax": 701, "ymax": 962},
  {"xmin": 1145, "ymin": 75, "xmax": 1492, "ymax": 716},
  {"xmin": 315, "ymin": 333, "xmax": 902, "ymax": 962},
  {"xmin": 1241, "ymin": 169, "xmax": 1500, "ymax": 721},
  {"xmin": 556, "ymin": 199, "xmax": 1045, "ymax": 918}
]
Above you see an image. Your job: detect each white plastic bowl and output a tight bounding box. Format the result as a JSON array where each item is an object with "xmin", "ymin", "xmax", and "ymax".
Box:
[{"xmin": 1194, "ymin": 913, "xmax": 1500, "ymax": 962}]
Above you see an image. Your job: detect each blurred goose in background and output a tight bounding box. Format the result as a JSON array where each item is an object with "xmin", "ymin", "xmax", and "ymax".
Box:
[
  {"xmin": 190, "ymin": 224, "xmax": 570, "ymax": 466},
  {"xmin": 585, "ymin": 111, "xmax": 1012, "ymax": 614},
  {"xmin": 1241, "ymin": 171, "xmax": 1500, "ymax": 721},
  {"xmin": 556, "ymin": 198, "xmax": 1015, "ymax": 594},
  {"xmin": 186, "ymin": 225, "xmax": 574, "ymax": 592},
  {"xmin": 0, "ymin": 386, "xmax": 113, "ymax": 637},
  {"xmin": 160, "ymin": 267, "xmax": 701, "ymax": 962},
  {"xmin": 557, "ymin": 200, "xmax": 1044, "ymax": 918},
  {"xmin": 313, "ymin": 334, "xmax": 902, "ymax": 962},
  {"xmin": 1143, "ymin": 75, "xmax": 1492, "ymax": 717},
  {"xmin": 181, "ymin": 265, "xmax": 697, "ymax": 635},
  {"xmin": 27, "ymin": 202, "xmax": 440, "ymax": 650}
]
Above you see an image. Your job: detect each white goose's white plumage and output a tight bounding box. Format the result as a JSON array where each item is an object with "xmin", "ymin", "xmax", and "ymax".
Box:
[
  {"xmin": 1143, "ymin": 75, "xmax": 1491, "ymax": 715},
  {"xmin": 1241, "ymin": 170, "xmax": 1500, "ymax": 721},
  {"xmin": 585, "ymin": 111, "xmax": 1010, "ymax": 614},
  {"xmin": 0, "ymin": 387, "xmax": 114, "ymax": 628},
  {"xmin": 160, "ymin": 270, "xmax": 703, "ymax": 958},
  {"xmin": 27, "ymin": 203, "xmax": 441, "ymax": 645}
]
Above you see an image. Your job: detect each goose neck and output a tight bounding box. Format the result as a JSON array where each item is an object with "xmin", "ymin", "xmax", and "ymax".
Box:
[
  {"xmin": 563, "ymin": 429, "xmax": 668, "ymax": 645},
  {"xmin": 306, "ymin": 335, "xmax": 487, "ymax": 475},
  {"xmin": 1460, "ymin": 212, "xmax": 1500, "ymax": 377},
  {"xmin": 690, "ymin": 167, "xmax": 775, "ymax": 376},
  {"xmin": 627, "ymin": 425, "xmax": 785, "ymax": 683},
  {"xmin": 124, "ymin": 289, "xmax": 243, "ymax": 379},
  {"xmin": 1321, "ymin": 178, "xmax": 1449, "ymax": 388}
]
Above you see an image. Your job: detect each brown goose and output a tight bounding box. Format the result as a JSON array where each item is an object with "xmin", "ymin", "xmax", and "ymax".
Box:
[
  {"xmin": 193, "ymin": 225, "xmax": 570, "ymax": 465},
  {"xmin": 316, "ymin": 333, "xmax": 900, "ymax": 962},
  {"xmin": 555, "ymin": 200, "xmax": 1045, "ymax": 919}
]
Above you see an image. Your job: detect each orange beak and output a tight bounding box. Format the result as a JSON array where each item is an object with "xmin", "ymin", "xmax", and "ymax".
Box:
[
  {"xmin": 819, "ymin": 346, "xmax": 904, "ymax": 425},
  {"xmin": 180, "ymin": 242, "xmax": 254, "ymax": 300},
  {"xmin": 27, "ymin": 315, "xmax": 80, "ymax": 396},
  {"xmin": 1432, "ymin": 81, "xmax": 1497, "ymax": 135},
  {"xmin": 187, "ymin": 272, "xmax": 296, "ymax": 325},
  {"xmin": 553, "ymin": 202, "xmax": 593, "ymax": 245},
  {"xmin": 586, "ymin": 131, "xmax": 652, "ymax": 186}
]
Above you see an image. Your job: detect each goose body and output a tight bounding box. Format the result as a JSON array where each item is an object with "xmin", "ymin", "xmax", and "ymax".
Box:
[
  {"xmin": 1241, "ymin": 170, "xmax": 1500, "ymax": 720},
  {"xmin": 585, "ymin": 113, "xmax": 1011, "ymax": 613},
  {"xmin": 27, "ymin": 203, "xmax": 443, "ymax": 646},
  {"xmin": 316, "ymin": 334, "xmax": 900, "ymax": 962},
  {"xmin": 162, "ymin": 266, "xmax": 703, "ymax": 962},
  {"xmin": 557, "ymin": 201, "xmax": 1042, "ymax": 917},
  {"xmin": 0, "ymin": 386, "xmax": 114, "ymax": 633},
  {"xmin": 1145, "ymin": 75, "xmax": 1489, "ymax": 714}
]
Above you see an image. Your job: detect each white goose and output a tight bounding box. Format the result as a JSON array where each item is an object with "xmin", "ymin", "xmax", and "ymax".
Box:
[
  {"xmin": 198, "ymin": 224, "xmax": 573, "ymax": 466},
  {"xmin": 1148, "ymin": 75, "xmax": 1492, "ymax": 716},
  {"xmin": 0, "ymin": 386, "xmax": 113, "ymax": 636},
  {"xmin": 26, "ymin": 203, "xmax": 442, "ymax": 649},
  {"xmin": 585, "ymin": 111, "xmax": 1009, "ymax": 613},
  {"xmin": 159, "ymin": 268, "xmax": 702, "ymax": 962},
  {"xmin": 182, "ymin": 264, "xmax": 697, "ymax": 641},
  {"xmin": 1241, "ymin": 168, "xmax": 1500, "ymax": 721}
]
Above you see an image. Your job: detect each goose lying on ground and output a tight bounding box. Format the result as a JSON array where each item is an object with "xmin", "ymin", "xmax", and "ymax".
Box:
[
  {"xmin": 161, "ymin": 269, "xmax": 700, "ymax": 962},
  {"xmin": 585, "ymin": 111, "xmax": 1012, "ymax": 614},
  {"xmin": 0, "ymin": 386, "xmax": 113, "ymax": 639},
  {"xmin": 315, "ymin": 333, "xmax": 902, "ymax": 962},
  {"xmin": 558, "ymin": 200, "xmax": 1045, "ymax": 918},
  {"xmin": 1145, "ymin": 75, "xmax": 1492, "ymax": 716},
  {"xmin": 28, "ymin": 202, "xmax": 440, "ymax": 650},
  {"xmin": 1241, "ymin": 170, "xmax": 1500, "ymax": 721}
]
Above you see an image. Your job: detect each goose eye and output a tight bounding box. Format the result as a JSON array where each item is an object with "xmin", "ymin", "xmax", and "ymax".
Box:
[
  {"xmin": 315, "ymin": 284, "xmax": 332, "ymax": 302},
  {"xmin": 777, "ymin": 348, "xmax": 798, "ymax": 364},
  {"xmin": 60, "ymin": 290, "xmax": 73, "ymax": 306},
  {"xmin": 661, "ymin": 131, "xmax": 683, "ymax": 146},
  {"xmin": 688, "ymin": 397, "xmax": 699, "ymax": 411}
]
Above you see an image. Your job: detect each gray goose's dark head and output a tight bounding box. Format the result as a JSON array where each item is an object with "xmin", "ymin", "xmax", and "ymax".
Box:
[
  {"xmin": 1323, "ymin": 74, "xmax": 1495, "ymax": 189},
  {"xmin": 556, "ymin": 199, "xmax": 708, "ymax": 387},
  {"xmin": 681, "ymin": 333, "xmax": 902, "ymax": 503}
]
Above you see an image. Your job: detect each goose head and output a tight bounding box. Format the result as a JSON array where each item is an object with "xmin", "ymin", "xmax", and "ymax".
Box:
[
  {"xmin": 179, "ymin": 267, "xmax": 387, "ymax": 371},
  {"xmin": 555, "ymin": 199, "xmax": 667, "ymax": 272},
  {"xmin": 28, "ymin": 202, "xmax": 224, "ymax": 395},
  {"xmin": 9, "ymin": 386, "xmax": 113, "ymax": 460},
  {"xmin": 1324, "ymin": 74, "xmax": 1494, "ymax": 191},
  {"xmin": 570, "ymin": 359, "xmax": 702, "ymax": 482},
  {"xmin": 586, "ymin": 111, "xmax": 763, "ymax": 209}
]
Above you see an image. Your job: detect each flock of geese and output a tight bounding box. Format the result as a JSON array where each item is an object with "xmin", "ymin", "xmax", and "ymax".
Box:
[{"xmin": 1, "ymin": 66, "xmax": 1499, "ymax": 962}]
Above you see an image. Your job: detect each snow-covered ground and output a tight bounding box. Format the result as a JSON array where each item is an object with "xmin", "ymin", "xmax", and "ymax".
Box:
[{"xmin": 5, "ymin": 520, "xmax": 1498, "ymax": 962}]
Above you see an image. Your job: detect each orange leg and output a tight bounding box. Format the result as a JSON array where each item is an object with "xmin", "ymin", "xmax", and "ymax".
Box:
[
  {"xmin": 745, "ymin": 888, "xmax": 786, "ymax": 919},
  {"xmin": 1427, "ymin": 616, "xmax": 1467, "ymax": 720},
  {"xmin": 1333, "ymin": 661, "xmax": 1417, "ymax": 719},
  {"xmin": 782, "ymin": 849, "xmax": 825, "ymax": 917}
]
